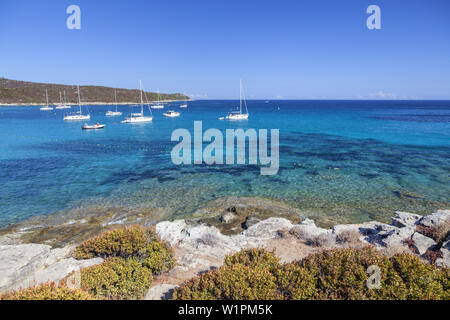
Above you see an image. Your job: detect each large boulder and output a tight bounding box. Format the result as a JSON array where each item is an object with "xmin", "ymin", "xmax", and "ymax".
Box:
[
  {"xmin": 412, "ymin": 232, "xmax": 437, "ymax": 255},
  {"xmin": 419, "ymin": 210, "xmax": 450, "ymax": 228},
  {"xmin": 0, "ymin": 244, "xmax": 103, "ymax": 293},
  {"xmin": 392, "ymin": 212, "xmax": 422, "ymax": 228}
]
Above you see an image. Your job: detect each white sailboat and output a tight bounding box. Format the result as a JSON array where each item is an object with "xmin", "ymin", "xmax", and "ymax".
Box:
[
  {"xmin": 55, "ymin": 91, "xmax": 71, "ymax": 109},
  {"xmin": 106, "ymin": 88, "xmax": 122, "ymax": 116},
  {"xmin": 121, "ymin": 81, "xmax": 153, "ymax": 123},
  {"xmin": 163, "ymin": 110, "xmax": 181, "ymax": 117},
  {"xmin": 150, "ymin": 89, "xmax": 164, "ymax": 109},
  {"xmin": 220, "ymin": 80, "xmax": 249, "ymax": 120},
  {"xmin": 40, "ymin": 90, "xmax": 53, "ymax": 110},
  {"xmin": 179, "ymin": 93, "xmax": 188, "ymax": 108},
  {"xmin": 63, "ymin": 86, "xmax": 91, "ymax": 121}
]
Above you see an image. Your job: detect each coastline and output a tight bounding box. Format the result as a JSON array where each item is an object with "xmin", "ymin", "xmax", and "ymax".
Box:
[
  {"xmin": 0, "ymin": 196, "xmax": 448, "ymax": 298},
  {"xmin": 0, "ymin": 99, "xmax": 195, "ymax": 107}
]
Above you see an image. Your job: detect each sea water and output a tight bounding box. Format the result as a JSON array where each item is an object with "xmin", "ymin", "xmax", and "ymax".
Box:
[{"xmin": 0, "ymin": 100, "xmax": 449, "ymax": 228}]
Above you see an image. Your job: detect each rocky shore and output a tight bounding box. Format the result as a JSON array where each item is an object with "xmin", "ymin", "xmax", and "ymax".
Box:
[{"xmin": 1, "ymin": 207, "xmax": 448, "ymax": 299}]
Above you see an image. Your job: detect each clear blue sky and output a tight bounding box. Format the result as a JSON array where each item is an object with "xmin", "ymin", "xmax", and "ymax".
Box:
[{"xmin": 0, "ymin": 0, "xmax": 449, "ymax": 99}]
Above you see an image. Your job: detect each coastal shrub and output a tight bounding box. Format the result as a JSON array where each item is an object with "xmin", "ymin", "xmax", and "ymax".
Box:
[
  {"xmin": 0, "ymin": 282, "xmax": 93, "ymax": 300},
  {"xmin": 74, "ymin": 225, "xmax": 175, "ymax": 274},
  {"xmin": 390, "ymin": 253, "xmax": 448, "ymax": 300},
  {"xmin": 173, "ymin": 263, "xmax": 282, "ymax": 300},
  {"xmin": 173, "ymin": 247, "xmax": 450, "ymax": 300},
  {"xmin": 299, "ymin": 247, "xmax": 407, "ymax": 299},
  {"xmin": 223, "ymin": 248, "xmax": 281, "ymax": 272},
  {"xmin": 81, "ymin": 257, "xmax": 153, "ymax": 300},
  {"xmin": 275, "ymin": 262, "xmax": 316, "ymax": 299}
]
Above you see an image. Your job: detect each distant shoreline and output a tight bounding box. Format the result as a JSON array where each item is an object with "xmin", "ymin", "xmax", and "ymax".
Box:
[{"xmin": 0, "ymin": 99, "xmax": 194, "ymax": 107}]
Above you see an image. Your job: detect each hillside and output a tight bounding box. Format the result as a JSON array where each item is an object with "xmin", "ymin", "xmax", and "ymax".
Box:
[{"xmin": 0, "ymin": 78, "xmax": 189, "ymax": 104}]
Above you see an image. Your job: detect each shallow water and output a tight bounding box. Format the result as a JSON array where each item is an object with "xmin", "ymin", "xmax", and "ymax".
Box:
[{"xmin": 0, "ymin": 100, "xmax": 449, "ymax": 228}]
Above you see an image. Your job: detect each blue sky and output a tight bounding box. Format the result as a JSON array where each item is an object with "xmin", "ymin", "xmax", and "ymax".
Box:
[{"xmin": 0, "ymin": 0, "xmax": 449, "ymax": 99}]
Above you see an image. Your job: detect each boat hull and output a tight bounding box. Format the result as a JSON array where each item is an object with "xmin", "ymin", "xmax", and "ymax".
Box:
[{"xmin": 121, "ymin": 116, "xmax": 153, "ymax": 123}]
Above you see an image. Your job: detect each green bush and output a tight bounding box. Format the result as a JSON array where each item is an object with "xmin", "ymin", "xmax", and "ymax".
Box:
[
  {"xmin": 81, "ymin": 257, "xmax": 153, "ymax": 300},
  {"xmin": 173, "ymin": 247, "xmax": 450, "ymax": 300},
  {"xmin": 0, "ymin": 282, "xmax": 93, "ymax": 300},
  {"xmin": 173, "ymin": 263, "xmax": 282, "ymax": 300},
  {"xmin": 74, "ymin": 225, "xmax": 175, "ymax": 275},
  {"xmin": 391, "ymin": 253, "xmax": 448, "ymax": 300}
]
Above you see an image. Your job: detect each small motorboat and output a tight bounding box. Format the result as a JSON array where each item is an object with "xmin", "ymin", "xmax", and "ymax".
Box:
[
  {"xmin": 163, "ymin": 110, "xmax": 180, "ymax": 117},
  {"xmin": 82, "ymin": 123, "xmax": 105, "ymax": 130}
]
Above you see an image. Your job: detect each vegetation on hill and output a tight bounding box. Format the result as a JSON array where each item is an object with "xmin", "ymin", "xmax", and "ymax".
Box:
[
  {"xmin": 173, "ymin": 247, "xmax": 450, "ymax": 300},
  {"xmin": 0, "ymin": 78, "xmax": 189, "ymax": 104}
]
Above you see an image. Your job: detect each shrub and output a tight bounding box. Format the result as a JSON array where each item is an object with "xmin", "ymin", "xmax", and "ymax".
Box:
[
  {"xmin": 336, "ymin": 230, "xmax": 361, "ymax": 244},
  {"xmin": 299, "ymin": 247, "xmax": 407, "ymax": 299},
  {"xmin": 74, "ymin": 225, "xmax": 175, "ymax": 275},
  {"xmin": 0, "ymin": 282, "xmax": 93, "ymax": 300},
  {"xmin": 173, "ymin": 247, "xmax": 450, "ymax": 300},
  {"xmin": 173, "ymin": 263, "xmax": 282, "ymax": 300},
  {"xmin": 224, "ymin": 248, "xmax": 280, "ymax": 272},
  {"xmin": 390, "ymin": 253, "xmax": 447, "ymax": 300},
  {"xmin": 275, "ymin": 262, "xmax": 316, "ymax": 300},
  {"xmin": 81, "ymin": 257, "xmax": 153, "ymax": 300}
]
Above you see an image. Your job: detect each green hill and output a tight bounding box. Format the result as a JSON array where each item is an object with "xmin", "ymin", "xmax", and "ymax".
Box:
[{"xmin": 0, "ymin": 78, "xmax": 189, "ymax": 104}]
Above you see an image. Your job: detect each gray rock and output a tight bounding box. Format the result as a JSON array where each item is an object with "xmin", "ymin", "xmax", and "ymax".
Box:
[
  {"xmin": 0, "ymin": 244, "xmax": 102, "ymax": 293},
  {"xmin": 436, "ymin": 241, "xmax": 450, "ymax": 268},
  {"xmin": 219, "ymin": 212, "xmax": 235, "ymax": 223},
  {"xmin": 419, "ymin": 210, "xmax": 450, "ymax": 228},
  {"xmin": 145, "ymin": 284, "xmax": 178, "ymax": 300},
  {"xmin": 0, "ymin": 244, "xmax": 53, "ymax": 292},
  {"xmin": 242, "ymin": 216, "xmax": 261, "ymax": 229},
  {"xmin": 381, "ymin": 226, "xmax": 415, "ymax": 248},
  {"xmin": 392, "ymin": 212, "xmax": 422, "ymax": 228},
  {"xmin": 412, "ymin": 232, "xmax": 437, "ymax": 255},
  {"xmin": 13, "ymin": 257, "xmax": 103, "ymax": 291},
  {"xmin": 243, "ymin": 218, "xmax": 294, "ymax": 238}
]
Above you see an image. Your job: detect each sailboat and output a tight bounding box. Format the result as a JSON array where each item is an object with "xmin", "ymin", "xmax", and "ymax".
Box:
[
  {"xmin": 150, "ymin": 89, "xmax": 164, "ymax": 109},
  {"xmin": 55, "ymin": 91, "xmax": 71, "ymax": 109},
  {"xmin": 121, "ymin": 81, "xmax": 153, "ymax": 123},
  {"xmin": 40, "ymin": 90, "xmax": 53, "ymax": 110},
  {"xmin": 179, "ymin": 93, "xmax": 188, "ymax": 108},
  {"xmin": 163, "ymin": 110, "xmax": 181, "ymax": 117},
  {"xmin": 220, "ymin": 80, "xmax": 249, "ymax": 120},
  {"xmin": 63, "ymin": 86, "xmax": 91, "ymax": 121},
  {"xmin": 106, "ymin": 88, "xmax": 122, "ymax": 116}
]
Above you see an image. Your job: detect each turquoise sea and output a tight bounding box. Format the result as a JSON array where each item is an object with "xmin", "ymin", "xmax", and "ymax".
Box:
[{"xmin": 0, "ymin": 100, "xmax": 449, "ymax": 228}]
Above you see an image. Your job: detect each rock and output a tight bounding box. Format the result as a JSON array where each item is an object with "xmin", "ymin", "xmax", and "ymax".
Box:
[
  {"xmin": 436, "ymin": 241, "xmax": 450, "ymax": 268},
  {"xmin": 412, "ymin": 232, "xmax": 437, "ymax": 255},
  {"xmin": 14, "ymin": 257, "xmax": 103, "ymax": 291},
  {"xmin": 243, "ymin": 218, "xmax": 294, "ymax": 238},
  {"xmin": 145, "ymin": 284, "xmax": 178, "ymax": 300},
  {"xmin": 156, "ymin": 220, "xmax": 188, "ymax": 246},
  {"xmin": 392, "ymin": 212, "xmax": 422, "ymax": 228},
  {"xmin": 241, "ymin": 216, "xmax": 261, "ymax": 229},
  {"xmin": 0, "ymin": 244, "xmax": 53, "ymax": 292},
  {"xmin": 419, "ymin": 210, "xmax": 450, "ymax": 229},
  {"xmin": 0, "ymin": 244, "xmax": 102, "ymax": 293},
  {"xmin": 219, "ymin": 212, "xmax": 235, "ymax": 223},
  {"xmin": 381, "ymin": 227, "xmax": 415, "ymax": 248},
  {"xmin": 290, "ymin": 223, "xmax": 330, "ymax": 242}
]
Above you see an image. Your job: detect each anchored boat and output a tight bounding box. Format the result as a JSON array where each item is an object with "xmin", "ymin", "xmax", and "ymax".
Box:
[
  {"xmin": 122, "ymin": 81, "xmax": 153, "ymax": 123},
  {"xmin": 63, "ymin": 86, "xmax": 90, "ymax": 121}
]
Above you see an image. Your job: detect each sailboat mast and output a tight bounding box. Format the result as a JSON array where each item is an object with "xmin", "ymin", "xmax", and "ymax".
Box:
[
  {"xmin": 140, "ymin": 80, "xmax": 143, "ymax": 114},
  {"xmin": 239, "ymin": 79, "xmax": 242, "ymax": 114}
]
